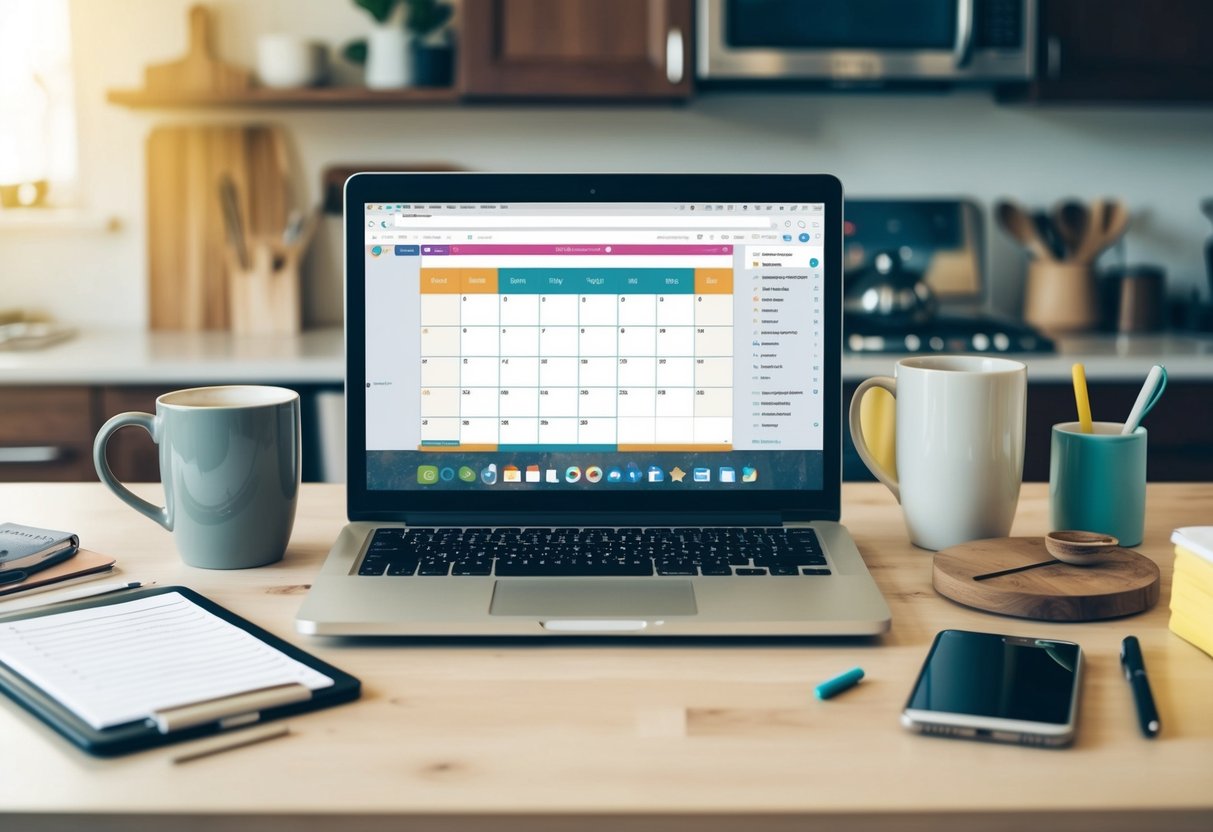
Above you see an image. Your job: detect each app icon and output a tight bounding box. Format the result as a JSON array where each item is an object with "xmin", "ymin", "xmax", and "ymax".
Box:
[
  {"xmin": 606, "ymin": 467, "xmax": 623, "ymax": 483},
  {"xmin": 624, "ymin": 462, "xmax": 643, "ymax": 484},
  {"xmin": 669, "ymin": 466, "xmax": 686, "ymax": 482},
  {"xmin": 545, "ymin": 468, "xmax": 559, "ymax": 483},
  {"xmin": 647, "ymin": 465, "xmax": 665, "ymax": 483},
  {"xmin": 416, "ymin": 465, "xmax": 438, "ymax": 485},
  {"xmin": 480, "ymin": 464, "xmax": 497, "ymax": 485},
  {"xmin": 585, "ymin": 465, "xmax": 603, "ymax": 483},
  {"xmin": 809, "ymin": 257, "xmax": 820, "ymax": 268},
  {"xmin": 742, "ymin": 466, "xmax": 758, "ymax": 483},
  {"xmin": 370, "ymin": 245, "xmax": 383, "ymax": 257},
  {"xmin": 525, "ymin": 464, "xmax": 541, "ymax": 483},
  {"xmin": 439, "ymin": 467, "xmax": 456, "ymax": 482},
  {"xmin": 503, "ymin": 464, "xmax": 521, "ymax": 483},
  {"xmin": 782, "ymin": 234, "xmax": 792, "ymax": 242},
  {"xmin": 458, "ymin": 465, "xmax": 476, "ymax": 483},
  {"xmin": 719, "ymin": 466, "xmax": 736, "ymax": 483},
  {"xmin": 693, "ymin": 467, "xmax": 711, "ymax": 482},
  {"xmin": 565, "ymin": 466, "xmax": 582, "ymax": 483},
  {"xmin": 798, "ymin": 232, "xmax": 810, "ymax": 243}
]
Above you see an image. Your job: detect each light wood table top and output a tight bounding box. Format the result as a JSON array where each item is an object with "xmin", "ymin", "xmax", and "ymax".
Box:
[{"xmin": 2, "ymin": 482, "xmax": 1211, "ymax": 832}]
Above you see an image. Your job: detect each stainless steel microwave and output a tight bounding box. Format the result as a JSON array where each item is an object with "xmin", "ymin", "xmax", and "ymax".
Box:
[{"xmin": 698, "ymin": 0, "xmax": 1036, "ymax": 83}]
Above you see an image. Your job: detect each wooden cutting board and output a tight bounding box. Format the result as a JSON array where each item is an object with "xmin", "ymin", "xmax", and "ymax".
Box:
[
  {"xmin": 143, "ymin": 5, "xmax": 250, "ymax": 95},
  {"xmin": 933, "ymin": 536, "xmax": 1160, "ymax": 622},
  {"xmin": 147, "ymin": 125, "xmax": 290, "ymax": 330}
]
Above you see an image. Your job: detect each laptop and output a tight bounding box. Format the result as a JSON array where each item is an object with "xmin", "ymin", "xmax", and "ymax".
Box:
[{"xmin": 295, "ymin": 173, "xmax": 891, "ymax": 637}]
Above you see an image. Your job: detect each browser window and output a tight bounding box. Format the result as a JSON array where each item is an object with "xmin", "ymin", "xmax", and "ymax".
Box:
[{"xmin": 362, "ymin": 202, "xmax": 826, "ymax": 491}]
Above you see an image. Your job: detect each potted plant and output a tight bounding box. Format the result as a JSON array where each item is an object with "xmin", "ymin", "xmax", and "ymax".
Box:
[
  {"xmin": 407, "ymin": 0, "xmax": 454, "ymax": 87},
  {"xmin": 344, "ymin": 0, "xmax": 453, "ymax": 90}
]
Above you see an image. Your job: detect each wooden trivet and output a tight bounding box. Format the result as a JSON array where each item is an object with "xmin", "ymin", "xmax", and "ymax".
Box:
[{"xmin": 933, "ymin": 536, "xmax": 1159, "ymax": 622}]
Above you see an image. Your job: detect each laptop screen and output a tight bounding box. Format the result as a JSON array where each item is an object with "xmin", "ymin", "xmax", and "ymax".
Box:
[{"xmin": 360, "ymin": 199, "xmax": 827, "ymax": 495}]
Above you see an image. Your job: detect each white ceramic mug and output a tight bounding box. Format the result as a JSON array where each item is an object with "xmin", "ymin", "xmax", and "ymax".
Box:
[
  {"xmin": 256, "ymin": 34, "xmax": 327, "ymax": 88},
  {"xmin": 848, "ymin": 356, "xmax": 1027, "ymax": 551}
]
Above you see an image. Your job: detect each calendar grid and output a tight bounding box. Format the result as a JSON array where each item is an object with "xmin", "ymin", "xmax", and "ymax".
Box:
[{"xmin": 419, "ymin": 268, "xmax": 733, "ymax": 452}]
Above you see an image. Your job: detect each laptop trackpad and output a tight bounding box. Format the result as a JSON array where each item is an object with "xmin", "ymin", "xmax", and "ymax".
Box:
[{"xmin": 489, "ymin": 580, "xmax": 697, "ymax": 617}]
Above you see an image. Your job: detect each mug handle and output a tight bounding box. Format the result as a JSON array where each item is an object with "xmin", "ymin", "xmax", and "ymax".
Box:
[
  {"xmin": 93, "ymin": 412, "xmax": 172, "ymax": 531},
  {"xmin": 848, "ymin": 377, "xmax": 900, "ymax": 502}
]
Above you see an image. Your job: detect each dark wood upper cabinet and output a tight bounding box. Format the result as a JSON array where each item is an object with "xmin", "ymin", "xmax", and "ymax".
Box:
[
  {"xmin": 1012, "ymin": 0, "xmax": 1213, "ymax": 102},
  {"xmin": 459, "ymin": 0, "xmax": 693, "ymax": 99}
]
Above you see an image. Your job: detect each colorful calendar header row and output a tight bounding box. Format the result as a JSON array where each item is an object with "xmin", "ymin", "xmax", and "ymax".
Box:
[{"xmin": 419, "ymin": 268, "xmax": 734, "ymax": 295}]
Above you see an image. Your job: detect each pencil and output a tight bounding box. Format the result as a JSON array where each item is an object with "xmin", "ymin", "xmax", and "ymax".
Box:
[
  {"xmin": 1071, "ymin": 363, "xmax": 1093, "ymax": 434},
  {"xmin": 172, "ymin": 723, "xmax": 290, "ymax": 764}
]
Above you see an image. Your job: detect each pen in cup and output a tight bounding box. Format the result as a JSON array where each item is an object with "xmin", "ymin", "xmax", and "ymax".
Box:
[
  {"xmin": 1122, "ymin": 364, "xmax": 1167, "ymax": 434},
  {"xmin": 1071, "ymin": 363, "xmax": 1093, "ymax": 434}
]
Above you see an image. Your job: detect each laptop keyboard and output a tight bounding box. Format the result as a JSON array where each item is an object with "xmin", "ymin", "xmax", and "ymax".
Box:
[{"xmin": 356, "ymin": 527, "xmax": 830, "ymax": 578}]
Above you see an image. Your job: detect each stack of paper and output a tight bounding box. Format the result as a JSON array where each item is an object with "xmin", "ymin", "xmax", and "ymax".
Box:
[{"xmin": 1170, "ymin": 527, "xmax": 1213, "ymax": 658}]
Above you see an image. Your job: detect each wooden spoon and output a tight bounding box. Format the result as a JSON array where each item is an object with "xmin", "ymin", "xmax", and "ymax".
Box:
[
  {"xmin": 971, "ymin": 530, "xmax": 1120, "ymax": 580},
  {"xmin": 995, "ymin": 199, "xmax": 1056, "ymax": 262},
  {"xmin": 1045, "ymin": 530, "xmax": 1119, "ymax": 565},
  {"xmin": 1071, "ymin": 198, "xmax": 1108, "ymax": 264},
  {"xmin": 1052, "ymin": 199, "xmax": 1089, "ymax": 260}
]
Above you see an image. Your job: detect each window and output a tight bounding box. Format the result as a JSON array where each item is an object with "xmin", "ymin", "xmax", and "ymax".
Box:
[{"xmin": 0, "ymin": 0, "xmax": 77, "ymax": 206}]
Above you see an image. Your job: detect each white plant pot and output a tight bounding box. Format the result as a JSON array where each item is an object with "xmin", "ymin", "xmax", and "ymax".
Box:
[{"xmin": 365, "ymin": 27, "xmax": 412, "ymax": 89}]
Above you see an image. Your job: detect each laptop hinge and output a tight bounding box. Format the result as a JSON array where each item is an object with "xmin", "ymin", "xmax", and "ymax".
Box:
[{"xmin": 389, "ymin": 511, "xmax": 786, "ymax": 527}]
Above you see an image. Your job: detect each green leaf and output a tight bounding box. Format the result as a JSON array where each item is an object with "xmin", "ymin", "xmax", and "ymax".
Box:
[
  {"xmin": 354, "ymin": 0, "xmax": 400, "ymax": 25},
  {"xmin": 343, "ymin": 39, "xmax": 369, "ymax": 65},
  {"xmin": 406, "ymin": 0, "xmax": 453, "ymax": 38}
]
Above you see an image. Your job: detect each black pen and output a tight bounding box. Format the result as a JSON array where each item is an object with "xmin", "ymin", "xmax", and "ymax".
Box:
[{"xmin": 1120, "ymin": 636, "xmax": 1160, "ymax": 738}]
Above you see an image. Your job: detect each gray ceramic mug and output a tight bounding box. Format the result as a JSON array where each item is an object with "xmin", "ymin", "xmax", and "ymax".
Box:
[{"xmin": 94, "ymin": 386, "xmax": 301, "ymax": 569}]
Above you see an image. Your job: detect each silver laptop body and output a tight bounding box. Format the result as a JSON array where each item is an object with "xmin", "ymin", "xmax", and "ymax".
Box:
[{"xmin": 296, "ymin": 173, "xmax": 891, "ymax": 637}]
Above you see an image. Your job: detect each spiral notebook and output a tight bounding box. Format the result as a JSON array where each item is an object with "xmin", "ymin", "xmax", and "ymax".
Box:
[{"xmin": 0, "ymin": 586, "xmax": 359, "ymax": 756}]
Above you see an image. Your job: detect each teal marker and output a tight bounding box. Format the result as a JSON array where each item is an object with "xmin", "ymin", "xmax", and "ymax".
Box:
[{"xmin": 815, "ymin": 667, "xmax": 865, "ymax": 700}]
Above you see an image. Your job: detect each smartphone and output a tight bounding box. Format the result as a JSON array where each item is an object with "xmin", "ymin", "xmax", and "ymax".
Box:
[{"xmin": 901, "ymin": 629, "xmax": 1083, "ymax": 748}]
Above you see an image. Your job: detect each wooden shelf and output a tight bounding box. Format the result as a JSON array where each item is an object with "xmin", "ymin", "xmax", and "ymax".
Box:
[{"xmin": 106, "ymin": 86, "xmax": 459, "ymax": 108}]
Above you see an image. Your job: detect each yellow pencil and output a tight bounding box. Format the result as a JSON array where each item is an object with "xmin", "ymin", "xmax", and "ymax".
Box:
[{"xmin": 1072, "ymin": 363, "xmax": 1093, "ymax": 434}]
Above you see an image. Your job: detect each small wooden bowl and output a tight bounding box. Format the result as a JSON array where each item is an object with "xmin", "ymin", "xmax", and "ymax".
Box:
[{"xmin": 1045, "ymin": 531, "xmax": 1119, "ymax": 566}]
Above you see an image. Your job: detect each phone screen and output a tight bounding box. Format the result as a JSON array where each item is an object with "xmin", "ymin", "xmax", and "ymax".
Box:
[{"xmin": 907, "ymin": 630, "xmax": 1080, "ymax": 725}]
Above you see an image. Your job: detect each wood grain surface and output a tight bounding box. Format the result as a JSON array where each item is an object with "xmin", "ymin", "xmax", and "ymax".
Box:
[
  {"xmin": 147, "ymin": 125, "xmax": 289, "ymax": 330},
  {"xmin": 933, "ymin": 536, "xmax": 1161, "ymax": 621},
  {"xmin": 142, "ymin": 5, "xmax": 250, "ymax": 95},
  {"xmin": 0, "ymin": 483, "xmax": 1210, "ymax": 832}
]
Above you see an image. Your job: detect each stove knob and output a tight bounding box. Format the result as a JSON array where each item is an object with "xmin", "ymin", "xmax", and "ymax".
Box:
[
  {"xmin": 904, "ymin": 334, "xmax": 921, "ymax": 352},
  {"xmin": 928, "ymin": 336, "xmax": 945, "ymax": 351},
  {"xmin": 972, "ymin": 333, "xmax": 990, "ymax": 351},
  {"xmin": 849, "ymin": 333, "xmax": 865, "ymax": 351},
  {"xmin": 993, "ymin": 332, "xmax": 1011, "ymax": 351}
]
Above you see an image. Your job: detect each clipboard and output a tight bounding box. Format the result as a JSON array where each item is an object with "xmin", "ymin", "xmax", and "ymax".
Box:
[{"xmin": 0, "ymin": 585, "xmax": 360, "ymax": 757}]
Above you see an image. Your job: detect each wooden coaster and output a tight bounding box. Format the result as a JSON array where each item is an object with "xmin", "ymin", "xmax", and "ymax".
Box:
[{"xmin": 933, "ymin": 537, "xmax": 1160, "ymax": 622}]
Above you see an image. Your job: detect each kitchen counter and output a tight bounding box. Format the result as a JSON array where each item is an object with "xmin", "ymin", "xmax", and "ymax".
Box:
[
  {"xmin": 0, "ymin": 328, "xmax": 344, "ymax": 386},
  {"xmin": 843, "ymin": 333, "xmax": 1213, "ymax": 382},
  {"xmin": 1, "ymin": 328, "xmax": 1210, "ymax": 386}
]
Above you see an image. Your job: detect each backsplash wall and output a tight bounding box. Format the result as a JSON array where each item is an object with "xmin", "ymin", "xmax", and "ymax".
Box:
[{"xmin": 1, "ymin": 0, "xmax": 1211, "ymax": 328}]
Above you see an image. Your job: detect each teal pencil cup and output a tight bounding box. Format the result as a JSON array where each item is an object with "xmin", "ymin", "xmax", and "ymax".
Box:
[{"xmin": 1049, "ymin": 421, "xmax": 1147, "ymax": 547}]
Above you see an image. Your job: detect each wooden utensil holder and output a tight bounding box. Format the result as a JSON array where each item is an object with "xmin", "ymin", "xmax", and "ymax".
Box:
[
  {"xmin": 1024, "ymin": 261, "xmax": 1099, "ymax": 335},
  {"xmin": 226, "ymin": 239, "xmax": 303, "ymax": 335}
]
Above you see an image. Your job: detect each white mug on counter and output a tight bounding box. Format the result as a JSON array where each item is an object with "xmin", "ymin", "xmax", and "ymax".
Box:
[{"xmin": 848, "ymin": 355, "xmax": 1027, "ymax": 551}]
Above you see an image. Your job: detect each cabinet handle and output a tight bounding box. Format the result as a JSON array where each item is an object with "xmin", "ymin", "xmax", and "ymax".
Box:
[
  {"xmin": 666, "ymin": 27, "xmax": 684, "ymax": 85},
  {"xmin": 1046, "ymin": 36, "xmax": 1062, "ymax": 79},
  {"xmin": 953, "ymin": 0, "xmax": 975, "ymax": 68},
  {"xmin": 0, "ymin": 446, "xmax": 67, "ymax": 464}
]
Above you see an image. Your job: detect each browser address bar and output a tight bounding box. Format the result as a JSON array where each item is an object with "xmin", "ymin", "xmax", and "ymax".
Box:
[{"xmin": 394, "ymin": 215, "xmax": 772, "ymax": 228}]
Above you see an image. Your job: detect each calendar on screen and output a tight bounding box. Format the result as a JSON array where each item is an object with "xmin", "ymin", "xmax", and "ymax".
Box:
[
  {"xmin": 362, "ymin": 201, "xmax": 826, "ymax": 491},
  {"xmin": 419, "ymin": 267, "xmax": 734, "ymax": 452}
]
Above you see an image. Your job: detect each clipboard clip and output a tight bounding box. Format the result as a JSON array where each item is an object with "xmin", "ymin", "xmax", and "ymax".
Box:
[{"xmin": 151, "ymin": 683, "xmax": 311, "ymax": 734}]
